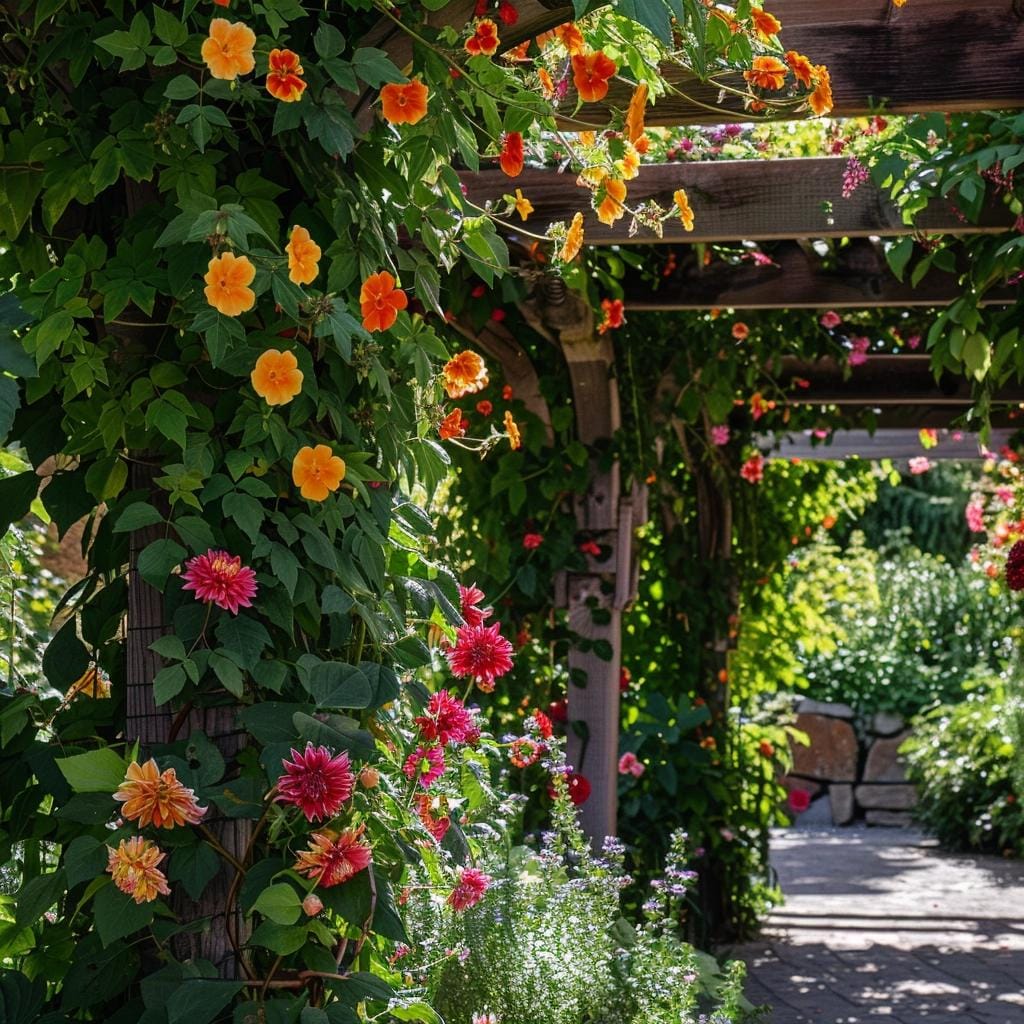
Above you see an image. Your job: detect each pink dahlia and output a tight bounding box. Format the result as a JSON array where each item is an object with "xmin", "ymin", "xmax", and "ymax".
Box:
[
  {"xmin": 447, "ymin": 866, "xmax": 492, "ymax": 911},
  {"xmin": 181, "ymin": 549, "xmax": 258, "ymax": 614},
  {"xmin": 459, "ymin": 583, "xmax": 492, "ymax": 627},
  {"xmin": 293, "ymin": 826, "xmax": 372, "ymax": 887},
  {"xmin": 403, "ymin": 744, "xmax": 446, "ymax": 788},
  {"xmin": 1006, "ymin": 540, "xmax": 1024, "ymax": 591},
  {"xmin": 445, "ymin": 622, "xmax": 514, "ymax": 692},
  {"xmin": 415, "ymin": 690, "xmax": 475, "ymax": 745},
  {"xmin": 277, "ymin": 744, "xmax": 354, "ymax": 821}
]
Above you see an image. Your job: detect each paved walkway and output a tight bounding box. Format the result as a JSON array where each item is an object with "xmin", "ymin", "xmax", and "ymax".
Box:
[{"xmin": 731, "ymin": 826, "xmax": 1024, "ymax": 1023}]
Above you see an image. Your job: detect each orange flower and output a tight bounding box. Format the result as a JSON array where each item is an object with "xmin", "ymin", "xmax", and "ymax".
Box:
[
  {"xmin": 266, "ymin": 48, "xmax": 306, "ymax": 102},
  {"xmin": 673, "ymin": 189, "xmax": 695, "ymax": 232},
  {"xmin": 443, "ymin": 351, "xmax": 489, "ymax": 398},
  {"xmin": 578, "ymin": 131, "xmax": 597, "ymax": 147},
  {"xmin": 499, "ymin": 131, "xmax": 524, "ymax": 177},
  {"xmin": 504, "ymin": 40, "xmax": 530, "ymax": 61},
  {"xmin": 634, "ymin": 134, "xmax": 650, "ymax": 154},
  {"xmin": 465, "ymin": 19, "xmax": 500, "ymax": 57},
  {"xmin": 572, "ymin": 51, "xmax": 616, "ymax": 102},
  {"xmin": 750, "ymin": 7, "xmax": 781, "ymax": 40},
  {"xmin": 732, "ymin": 322, "xmax": 749, "ymax": 340},
  {"xmin": 293, "ymin": 826, "xmax": 372, "ymax": 887},
  {"xmin": 809, "ymin": 65, "xmax": 833, "ymax": 116},
  {"xmin": 359, "ymin": 271, "xmax": 408, "ymax": 332},
  {"xmin": 504, "ymin": 410, "xmax": 521, "ymax": 450},
  {"xmin": 380, "ymin": 80, "xmax": 429, "ymax": 125},
  {"xmin": 555, "ymin": 22, "xmax": 585, "ymax": 55},
  {"xmin": 743, "ymin": 56, "xmax": 787, "ymax": 91},
  {"xmin": 286, "ymin": 225, "xmax": 320, "ymax": 285},
  {"xmin": 538, "ymin": 68, "xmax": 556, "ymax": 99},
  {"xmin": 439, "ymin": 408, "xmax": 466, "ymax": 440},
  {"xmin": 710, "ymin": 7, "xmax": 740, "ymax": 32},
  {"xmin": 560, "ymin": 212, "xmax": 584, "ymax": 262},
  {"xmin": 616, "ymin": 142, "xmax": 640, "ymax": 181},
  {"xmin": 201, "ymin": 18, "xmax": 255, "ymax": 80},
  {"xmin": 204, "ymin": 252, "xmax": 255, "ymax": 316},
  {"xmin": 595, "ymin": 178, "xmax": 627, "ymax": 226},
  {"xmin": 624, "ymin": 83, "xmax": 648, "ymax": 143},
  {"xmin": 292, "ymin": 444, "xmax": 346, "ymax": 501},
  {"xmin": 513, "ymin": 188, "xmax": 533, "ymax": 220},
  {"xmin": 251, "ymin": 348, "xmax": 304, "ymax": 406},
  {"xmin": 66, "ymin": 666, "xmax": 110, "ymax": 700},
  {"xmin": 107, "ymin": 837, "xmax": 171, "ymax": 905},
  {"xmin": 784, "ymin": 50, "xmax": 815, "ymax": 89},
  {"xmin": 598, "ymin": 297, "xmax": 625, "ymax": 334},
  {"xmin": 114, "ymin": 759, "xmax": 207, "ymax": 829}
]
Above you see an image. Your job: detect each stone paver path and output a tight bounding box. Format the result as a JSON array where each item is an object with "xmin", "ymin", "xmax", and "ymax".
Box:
[{"xmin": 731, "ymin": 826, "xmax": 1024, "ymax": 1023}]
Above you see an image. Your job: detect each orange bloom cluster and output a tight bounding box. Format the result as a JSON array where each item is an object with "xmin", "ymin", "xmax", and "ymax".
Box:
[
  {"xmin": 251, "ymin": 348, "xmax": 304, "ymax": 406},
  {"xmin": 743, "ymin": 55, "xmax": 787, "ymax": 91},
  {"xmin": 107, "ymin": 837, "xmax": 171, "ymax": 904},
  {"xmin": 360, "ymin": 271, "xmax": 408, "ymax": 332},
  {"xmin": 201, "ymin": 19, "xmax": 255, "ymax": 80},
  {"xmin": 750, "ymin": 6, "xmax": 781, "ymax": 40},
  {"xmin": 465, "ymin": 19, "xmax": 500, "ymax": 56},
  {"xmin": 624, "ymin": 84, "xmax": 647, "ymax": 144},
  {"xmin": 115, "ymin": 759, "xmax": 207, "ymax": 828},
  {"xmin": 572, "ymin": 51, "xmax": 616, "ymax": 102},
  {"xmin": 292, "ymin": 444, "xmax": 346, "ymax": 501},
  {"xmin": 266, "ymin": 48, "xmax": 306, "ymax": 102},
  {"xmin": 443, "ymin": 351, "xmax": 489, "ymax": 399},
  {"xmin": 439, "ymin": 408, "xmax": 466, "ymax": 440},
  {"xmin": 286, "ymin": 225, "xmax": 320, "ymax": 285},
  {"xmin": 741, "ymin": 49, "xmax": 832, "ymax": 115},
  {"xmin": 596, "ymin": 178, "xmax": 627, "ymax": 226},
  {"xmin": 560, "ymin": 212, "xmax": 584, "ymax": 262},
  {"xmin": 293, "ymin": 826, "xmax": 372, "ymax": 887},
  {"xmin": 380, "ymin": 80, "xmax": 429, "ymax": 125},
  {"xmin": 204, "ymin": 252, "xmax": 255, "ymax": 316},
  {"xmin": 499, "ymin": 131, "xmax": 524, "ymax": 177}
]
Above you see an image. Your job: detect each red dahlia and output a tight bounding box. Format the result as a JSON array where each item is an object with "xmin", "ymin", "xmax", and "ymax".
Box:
[
  {"xmin": 447, "ymin": 866, "xmax": 492, "ymax": 911},
  {"xmin": 181, "ymin": 549, "xmax": 258, "ymax": 614},
  {"xmin": 277, "ymin": 744, "xmax": 354, "ymax": 822},
  {"xmin": 459, "ymin": 583, "xmax": 492, "ymax": 627},
  {"xmin": 1007, "ymin": 540, "xmax": 1024, "ymax": 590},
  {"xmin": 445, "ymin": 622, "xmax": 514, "ymax": 692},
  {"xmin": 415, "ymin": 689, "xmax": 475, "ymax": 745}
]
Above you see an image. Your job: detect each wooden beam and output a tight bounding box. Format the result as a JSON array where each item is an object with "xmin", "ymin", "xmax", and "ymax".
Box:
[
  {"xmin": 770, "ymin": 427, "xmax": 1014, "ymax": 461},
  {"xmin": 460, "ymin": 159, "xmax": 1014, "ymax": 245},
  {"xmin": 623, "ymin": 242, "xmax": 1018, "ymax": 309}
]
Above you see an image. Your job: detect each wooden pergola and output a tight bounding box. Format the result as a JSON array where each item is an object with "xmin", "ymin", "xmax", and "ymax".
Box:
[{"xmin": 447, "ymin": 0, "xmax": 1024, "ymax": 841}]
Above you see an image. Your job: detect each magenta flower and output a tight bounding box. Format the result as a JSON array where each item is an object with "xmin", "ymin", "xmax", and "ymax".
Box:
[
  {"xmin": 966, "ymin": 500, "xmax": 986, "ymax": 533},
  {"xmin": 447, "ymin": 866, "xmax": 492, "ymax": 911},
  {"xmin": 181, "ymin": 549, "xmax": 258, "ymax": 614},
  {"xmin": 848, "ymin": 335, "xmax": 870, "ymax": 366},
  {"xmin": 459, "ymin": 583, "xmax": 492, "ymax": 627},
  {"xmin": 711, "ymin": 425, "xmax": 730, "ymax": 445},
  {"xmin": 415, "ymin": 690, "xmax": 475, "ymax": 745},
  {"xmin": 446, "ymin": 622, "xmax": 514, "ymax": 692},
  {"xmin": 618, "ymin": 751, "xmax": 645, "ymax": 777},
  {"xmin": 403, "ymin": 744, "xmax": 445, "ymax": 788},
  {"xmin": 819, "ymin": 310, "xmax": 841, "ymax": 329},
  {"xmin": 277, "ymin": 744, "xmax": 355, "ymax": 822}
]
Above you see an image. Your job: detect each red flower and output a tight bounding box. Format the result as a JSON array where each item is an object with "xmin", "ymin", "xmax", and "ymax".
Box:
[
  {"xmin": 502, "ymin": 384, "xmax": 513, "ymax": 400},
  {"xmin": 293, "ymin": 826, "xmax": 372, "ymax": 887},
  {"xmin": 547, "ymin": 697, "xmax": 568, "ymax": 723},
  {"xmin": 181, "ymin": 549, "xmax": 258, "ymax": 614},
  {"xmin": 619, "ymin": 666, "xmax": 631, "ymax": 692},
  {"xmin": 476, "ymin": 399, "xmax": 493, "ymax": 416},
  {"xmin": 499, "ymin": 131, "xmax": 524, "ymax": 177},
  {"xmin": 558, "ymin": 772, "xmax": 591, "ymax": 804},
  {"xmin": 522, "ymin": 532, "xmax": 543, "ymax": 549},
  {"xmin": 465, "ymin": 18, "xmax": 500, "ymax": 56},
  {"xmin": 571, "ymin": 51, "xmax": 616, "ymax": 102},
  {"xmin": 416, "ymin": 793, "xmax": 451, "ymax": 841},
  {"xmin": 597, "ymin": 298, "xmax": 625, "ymax": 334},
  {"xmin": 579, "ymin": 539, "xmax": 602, "ymax": 557},
  {"xmin": 445, "ymin": 622, "xmax": 514, "ymax": 691},
  {"xmin": 265, "ymin": 48, "xmax": 306, "ymax": 102},
  {"xmin": 1006, "ymin": 540, "xmax": 1024, "ymax": 590},
  {"xmin": 447, "ymin": 866, "xmax": 492, "ymax": 910},
  {"xmin": 490, "ymin": 308, "xmax": 506, "ymax": 322},
  {"xmin": 415, "ymin": 690, "xmax": 475, "ymax": 745},
  {"xmin": 276, "ymin": 744, "xmax": 354, "ymax": 822},
  {"xmin": 510, "ymin": 737, "xmax": 541, "ymax": 767},
  {"xmin": 758, "ymin": 739, "xmax": 775, "ymax": 758},
  {"xmin": 788, "ymin": 789, "xmax": 811, "ymax": 813},
  {"xmin": 530, "ymin": 709, "xmax": 554, "ymax": 739},
  {"xmin": 459, "ymin": 583, "xmax": 492, "ymax": 626},
  {"xmin": 403, "ymin": 744, "xmax": 446, "ymax": 788},
  {"xmin": 740, "ymin": 453, "xmax": 765, "ymax": 484},
  {"xmin": 471, "ymin": 283, "xmax": 487, "ymax": 298},
  {"xmin": 497, "ymin": 0, "xmax": 518, "ymax": 25}
]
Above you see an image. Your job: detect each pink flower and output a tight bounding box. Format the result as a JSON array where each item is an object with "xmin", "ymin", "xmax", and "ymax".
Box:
[
  {"xmin": 740, "ymin": 453, "xmax": 764, "ymax": 484},
  {"xmin": 403, "ymin": 744, "xmax": 445, "ymax": 788},
  {"xmin": 907, "ymin": 334, "xmax": 921, "ymax": 350},
  {"xmin": 819, "ymin": 310, "xmax": 841, "ymax": 329},
  {"xmin": 415, "ymin": 690, "xmax": 475, "ymax": 745},
  {"xmin": 459, "ymin": 583, "xmax": 492, "ymax": 627},
  {"xmin": 276, "ymin": 744, "xmax": 355, "ymax": 822},
  {"xmin": 719, "ymin": 827, "xmax": 735, "ymax": 842},
  {"xmin": 711, "ymin": 425, "xmax": 730, "ymax": 445},
  {"xmin": 966, "ymin": 500, "xmax": 986, "ymax": 533},
  {"xmin": 908, "ymin": 457, "xmax": 932, "ymax": 475},
  {"xmin": 302, "ymin": 893, "xmax": 324, "ymax": 916},
  {"xmin": 522, "ymin": 532, "xmax": 543, "ymax": 549},
  {"xmin": 445, "ymin": 622, "xmax": 514, "ymax": 692},
  {"xmin": 848, "ymin": 335, "xmax": 870, "ymax": 366},
  {"xmin": 448, "ymin": 866, "xmax": 492, "ymax": 911},
  {"xmin": 997, "ymin": 486, "xmax": 1015, "ymax": 505},
  {"xmin": 618, "ymin": 751, "xmax": 645, "ymax": 777},
  {"xmin": 181, "ymin": 549, "xmax": 258, "ymax": 614}
]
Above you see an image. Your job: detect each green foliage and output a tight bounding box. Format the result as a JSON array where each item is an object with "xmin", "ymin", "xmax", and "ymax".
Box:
[{"xmin": 902, "ymin": 677, "xmax": 1024, "ymax": 855}]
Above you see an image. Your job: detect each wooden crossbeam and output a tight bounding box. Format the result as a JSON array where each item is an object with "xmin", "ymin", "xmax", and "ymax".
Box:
[
  {"xmin": 770, "ymin": 428, "xmax": 1014, "ymax": 460},
  {"xmin": 460, "ymin": 158, "xmax": 1013, "ymax": 245},
  {"xmin": 624, "ymin": 241, "xmax": 1017, "ymax": 310}
]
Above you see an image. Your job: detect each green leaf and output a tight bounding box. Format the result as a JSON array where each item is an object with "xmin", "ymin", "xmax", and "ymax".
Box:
[
  {"xmin": 210, "ymin": 651, "xmax": 245, "ymax": 698},
  {"xmin": 223, "ymin": 491, "xmax": 265, "ymax": 542},
  {"xmin": 153, "ymin": 664, "xmax": 187, "ymax": 704},
  {"xmin": 886, "ymin": 236, "xmax": 914, "ymax": 281},
  {"xmin": 0, "ymin": 472, "xmax": 40, "ymax": 538},
  {"xmin": 137, "ymin": 538, "xmax": 187, "ymax": 591},
  {"xmin": 56, "ymin": 747, "xmax": 127, "ymax": 793},
  {"xmin": 64, "ymin": 836, "xmax": 108, "ymax": 889},
  {"xmin": 167, "ymin": 840, "xmax": 220, "ymax": 901},
  {"xmin": 350, "ymin": 47, "xmax": 404, "ymax": 87},
  {"xmin": 357, "ymin": 662, "xmax": 400, "ymax": 707},
  {"xmin": 305, "ymin": 661, "xmax": 373, "ymax": 708},
  {"xmin": 167, "ymin": 980, "xmax": 244, "ymax": 1024},
  {"xmin": 150, "ymin": 634, "xmax": 187, "ymax": 660},
  {"xmin": 164, "ymin": 74, "xmax": 200, "ymax": 100},
  {"xmin": 314, "ymin": 23, "xmax": 345, "ymax": 59},
  {"xmin": 15, "ymin": 872, "xmax": 65, "ymax": 929},
  {"xmin": 152, "ymin": 6, "xmax": 187, "ymax": 46},
  {"xmin": 249, "ymin": 920, "xmax": 307, "ymax": 955},
  {"xmin": 113, "ymin": 501, "xmax": 164, "ymax": 533},
  {"xmin": 252, "ymin": 883, "xmax": 302, "ymax": 925},
  {"xmin": 84, "ymin": 455, "xmax": 128, "ymax": 501},
  {"xmin": 215, "ymin": 614, "xmax": 271, "ymax": 670},
  {"xmin": 94, "ymin": 883, "xmax": 155, "ymax": 946}
]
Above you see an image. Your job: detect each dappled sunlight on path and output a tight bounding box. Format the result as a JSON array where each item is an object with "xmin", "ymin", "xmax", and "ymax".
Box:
[{"xmin": 730, "ymin": 827, "xmax": 1024, "ymax": 1023}]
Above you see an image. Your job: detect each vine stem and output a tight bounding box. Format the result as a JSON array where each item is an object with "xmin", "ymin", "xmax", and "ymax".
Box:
[{"xmin": 196, "ymin": 824, "xmax": 246, "ymax": 873}]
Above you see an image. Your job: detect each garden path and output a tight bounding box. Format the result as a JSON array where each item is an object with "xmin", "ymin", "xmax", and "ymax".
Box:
[{"xmin": 731, "ymin": 825, "xmax": 1024, "ymax": 1023}]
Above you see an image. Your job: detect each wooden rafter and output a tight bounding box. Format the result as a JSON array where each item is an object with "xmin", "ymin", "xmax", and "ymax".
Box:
[
  {"xmin": 461, "ymin": 158, "xmax": 1013, "ymax": 245},
  {"xmin": 770, "ymin": 427, "xmax": 1015, "ymax": 460}
]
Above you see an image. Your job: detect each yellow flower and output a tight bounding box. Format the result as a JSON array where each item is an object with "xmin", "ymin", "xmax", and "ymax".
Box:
[
  {"xmin": 615, "ymin": 141, "xmax": 641, "ymax": 181},
  {"xmin": 504, "ymin": 410, "xmax": 521, "ymax": 450},
  {"xmin": 595, "ymin": 178, "xmax": 627, "ymax": 226},
  {"xmin": 513, "ymin": 189, "xmax": 534, "ymax": 221},
  {"xmin": 201, "ymin": 19, "xmax": 256, "ymax": 81},
  {"xmin": 442, "ymin": 351, "xmax": 489, "ymax": 399},
  {"xmin": 578, "ymin": 131, "xmax": 597, "ymax": 146},
  {"xmin": 673, "ymin": 189, "xmax": 695, "ymax": 232},
  {"xmin": 560, "ymin": 212, "xmax": 585, "ymax": 262}
]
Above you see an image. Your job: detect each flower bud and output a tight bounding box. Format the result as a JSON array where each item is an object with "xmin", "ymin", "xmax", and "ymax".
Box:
[
  {"xmin": 302, "ymin": 893, "xmax": 323, "ymax": 916},
  {"xmin": 360, "ymin": 765, "xmax": 380, "ymax": 789}
]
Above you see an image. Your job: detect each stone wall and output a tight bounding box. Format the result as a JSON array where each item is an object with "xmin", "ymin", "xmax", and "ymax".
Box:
[{"xmin": 784, "ymin": 699, "xmax": 916, "ymax": 826}]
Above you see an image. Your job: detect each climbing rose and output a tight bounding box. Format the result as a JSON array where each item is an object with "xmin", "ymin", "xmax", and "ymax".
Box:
[
  {"xmin": 415, "ymin": 690, "xmax": 475, "ymax": 745},
  {"xmin": 380, "ymin": 80, "xmax": 429, "ymax": 125},
  {"xmin": 251, "ymin": 349, "xmax": 304, "ymax": 406},
  {"xmin": 448, "ymin": 867, "xmax": 492, "ymax": 911},
  {"xmin": 743, "ymin": 56, "xmax": 787, "ymax": 90},
  {"xmin": 114, "ymin": 759, "xmax": 207, "ymax": 828},
  {"xmin": 277, "ymin": 744, "xmax": 355, "ymax": 822},
  {"xmin": 459, "ymin": 584, "xmax": 492, "ymax": 627},
  {"xmin": 1006, "ymin": 541, "xmax": 1024, "ymax": 591},
  {"xmin": 499, "ymin": 132, "xmax": 524, "ymax": 177},
  {"xmin": 292, "ymin": 444, "xmax": 346, "ymax": 501},
  {"xmin": 571, "ymin": 51, "xmax": 616, "ymax": 102},
  {"xmin": 403, "ymin": 744, "xmax": 446, "ymax": 788},
  {"xmin": 286, "ymin": 225, "xmax": 320, "ymax": 284},
  {"xmin": 107, "ymin": 837, "xmax": 171, "ymax": 904},
  {"xmin": 360, "ymin": 271, "xmax": 408, "ymax": 332},
  {"xmin": 446, "ymin": 622, "xmax": 514, "ymax": 691},
  {"xmin": 465, "ymin": 18, "xmax": 500, "ymax": 56},
  {"xmin": 182, "ymin": 549, "xmax": 258, "ymax": 614},
  {"xmin": 204, "ymin": 252, "xmax": 255, "ymax": 316},
  {"xmin": 201, "ymin": 18, "xmax": 255, "ymax": 80},
  {"xmin": 294, "ymin": 826, "xmax": 372, "ymax": 887},
  {"xmin": 443, "ymin": 351, "xmax": 489, "ymax": 398},
  {"xmin": 618, "ymin": 751, "xmax": 645, "ymax": 777},
  {"xmin": 265, "ymin": 48, "xmax": 306, "ymax": 101}
]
